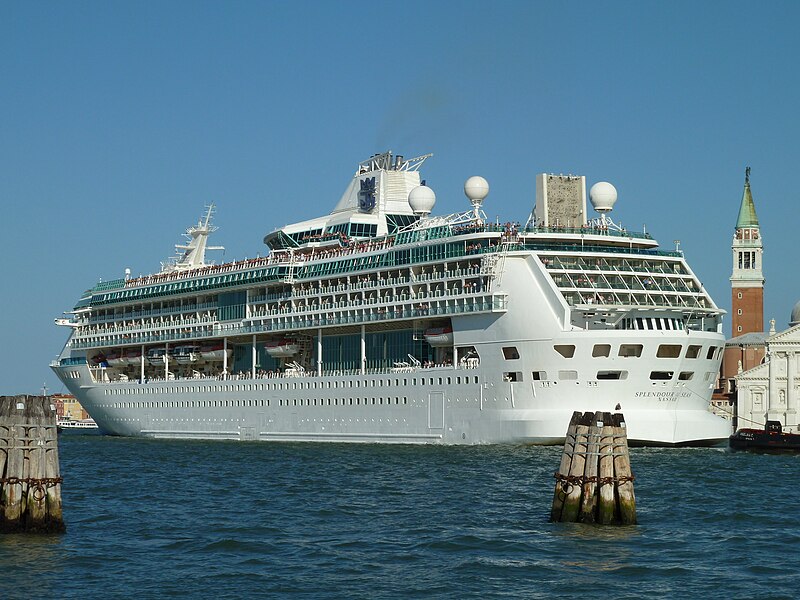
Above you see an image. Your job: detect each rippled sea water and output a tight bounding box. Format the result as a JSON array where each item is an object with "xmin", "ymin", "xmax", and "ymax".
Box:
[{"xmin": 2, "ymin": 435, "xmax": 799, "ymax": 599}]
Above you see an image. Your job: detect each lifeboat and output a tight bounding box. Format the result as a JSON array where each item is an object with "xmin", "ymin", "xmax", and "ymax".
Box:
[
  {"xmin": 200, "ymin": 343, "xmax": 232, "ymax": 361},
  {"xmin": 147, "ymin": 347, "xmax": 167, "ymax": 365},
  {"xmin": 424, "ymin": 326, "xmax": 454, "ymax": 347},
  {"xmin": 265, "ymin": 339, "xmax": 300, "ymax": 358},
  {"xmin": 122, "ymin": 348, "xmax": 143, "ymax": 365},
  {"xmin": 105, "ymin": 350, "xmax": 125, "ymax": 367},
  {"xmin": 172, "ymin": 345, "xmax": 200, "ymax": 364}
]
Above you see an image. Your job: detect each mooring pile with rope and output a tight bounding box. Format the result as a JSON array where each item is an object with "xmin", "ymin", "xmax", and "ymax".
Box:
[
  {"xmin": 551, "ymin": 410, "xmax": 636, "ymax": 525},
  {"xmin": 0, "ymin": 395, "xmax": 65, "ymax": 533}
]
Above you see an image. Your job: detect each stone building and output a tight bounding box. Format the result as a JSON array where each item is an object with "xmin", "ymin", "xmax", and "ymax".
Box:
[{"xmin": 736, "ymin": 309, "xmax": 800, "ymax": 433}]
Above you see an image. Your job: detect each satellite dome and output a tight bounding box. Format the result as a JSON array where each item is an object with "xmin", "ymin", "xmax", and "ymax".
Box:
[
  {"xmin": 791, "ymin": 300, "xmax": 800, "ymax": 327},
  {"xmin": 464, "ymin": 176, "xmax": 489, "ymax": 204},
  {"xmin": 408, "ymin": 185, "xmax": 436, "ymax": 216},
  {"xmin": 589, "ymin": 181, "xmax": 618, "ymax": 213}
]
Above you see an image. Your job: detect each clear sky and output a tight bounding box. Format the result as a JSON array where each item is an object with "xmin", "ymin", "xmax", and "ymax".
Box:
[{"xmin": 2, "ymin": 1, "xmax": 798, "ymax": 394}]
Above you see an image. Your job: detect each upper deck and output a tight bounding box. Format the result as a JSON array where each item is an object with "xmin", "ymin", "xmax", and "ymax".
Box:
[{"xmin": 58, "ymin": 155, "xmax": 723, "ymax": 353}]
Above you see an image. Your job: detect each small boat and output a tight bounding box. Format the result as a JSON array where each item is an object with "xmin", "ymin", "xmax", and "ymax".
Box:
[
  {"xmin": 424, "ymin": 326, "xmax": 454, "ymax": 347},
  {"xmin": 729, "ymin": 420, "xmax": 800, "ymax": 453},
  {"xmin": 121, "ymin": 348, "xmax": 143, "ymax": 365},
  {"xmin": 200, "ymin": 343, "xmax": 232, "ymax": 361},
  {"xmin": 147, "ymin": 347, "xmax": 168, "ymax": 365},
  {"xmin": 57, "ymin": 417, "xmax": 100, "ymax": 433},
  {"xmin": 172, "ymin": 345, "xmax": 200, "ymax": 364},
  {"xmin": 265, "ymin": 339, "xmax": 300, "ymax": 357},
  {"xmin": 105, "ymin": 350, "xmax": 126, "ymax": 367}
]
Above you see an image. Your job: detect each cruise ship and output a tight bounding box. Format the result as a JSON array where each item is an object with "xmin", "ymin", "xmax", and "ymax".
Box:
[{"xmin": 51, "ymin": 151, "xmax": 731, "ymax": 445}]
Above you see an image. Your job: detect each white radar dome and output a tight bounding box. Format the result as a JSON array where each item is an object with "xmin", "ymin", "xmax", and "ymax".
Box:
[
  {"xmin": 408, "ymin": 185, "xmax": 436, "ymax": 216},
  {"xmin": 589, "ymin": 181, "xmax": 618, "ymax": 213},
  {"xmin": 464, "ymin": 176, "xmax": 489, "ymax": 204}
]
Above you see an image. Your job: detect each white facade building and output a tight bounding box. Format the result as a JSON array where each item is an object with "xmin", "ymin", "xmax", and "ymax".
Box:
[{"xmin": 736, "ymin": 303, "xmax": 800, "ymax": 432}]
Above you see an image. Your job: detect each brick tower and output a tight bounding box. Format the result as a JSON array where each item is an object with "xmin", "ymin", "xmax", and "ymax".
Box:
[{"xmin": 730, "ymin": 167, "xmax": 764, "ymax": 336}]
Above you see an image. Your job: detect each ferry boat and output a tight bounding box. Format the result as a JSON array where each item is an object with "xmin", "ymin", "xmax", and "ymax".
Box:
[
  {"xmin": 51, "ymin": 151, "xmax": 731, "ymax": 445},
  {"xmin": 57, "ymin": 417, "xmax": 100, "ymax": 432}
]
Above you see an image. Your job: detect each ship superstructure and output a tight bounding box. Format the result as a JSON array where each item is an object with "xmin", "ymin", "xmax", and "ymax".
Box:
[{"xmin": 52, "ymin": 151, "xmax": 731, "ymax": 445}]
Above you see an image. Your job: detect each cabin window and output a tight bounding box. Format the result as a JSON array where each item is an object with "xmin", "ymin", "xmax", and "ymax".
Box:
[
  {"xmin": 686, "ymin": 345, "xmax": 702, "ymax": 359},
  {"xmin": 650, "ymin": 371, "xmax": 673, "ymax": 380},
  {"xmin": 597, "ymin": 370, "xmax": 628, "ymax": 380},
  {"xmin": 554, "ymin": 345, "xmax": 576, "ymax": 359},
  {"xmin": 618, "ymin": 344, "xmax": 643, "ymax": 358},
  {"xmin": 657, "ymin": 344, "xmax": 682, "ymax": 358},
  {"xmin": 503, "ymin": 372, "xmax": 523, "ymax": 382},
  {"xmin": 502, "ymin": 347, "xmax": 520, "ymax": 360},
  {"xmin": 678, "ymin": 372, "xmax": 694, "ymax": 381},
  {"xmin": 592, "ymin": 344, "xmax": 611, "ymax": 358},
  {"xmin": 532, "ymin": 371, "xmax": 547, "ymax": 380},
  {"xmin": 558, "ymin": 370, "xmax": 578, "ymax": 380},
  {"xmin": 706, "ymin": 346, "xmax": 716, "ymax": 360}
]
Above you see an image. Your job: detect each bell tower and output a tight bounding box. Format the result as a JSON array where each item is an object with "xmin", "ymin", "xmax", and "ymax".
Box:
[{"xmin": 730, "ymin": 167, "xmax": 764, "ymax": 336}]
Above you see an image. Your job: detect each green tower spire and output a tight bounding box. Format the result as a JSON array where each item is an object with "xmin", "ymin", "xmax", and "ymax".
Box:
[{"xmin": 735, "ymin": 166, "xmax": 759, "ymax": 229}]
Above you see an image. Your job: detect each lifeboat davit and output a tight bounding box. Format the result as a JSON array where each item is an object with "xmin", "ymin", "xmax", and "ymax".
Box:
[
  {"xmin": 265, "ymin": 339, "xmax": 300, "ymax": 358},
  {"xmin": 424, "ymin": 326, "xmax": 454, "ymax": 347}
]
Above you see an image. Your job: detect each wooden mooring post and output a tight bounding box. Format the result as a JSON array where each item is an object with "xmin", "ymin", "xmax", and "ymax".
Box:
[
  {"xmin": 0, "ymin": 395, "xmax": 65, "ymax": 533},
  {"xmin": 551, "ymin": 411, "xmax": 636, "ymax": 525}
]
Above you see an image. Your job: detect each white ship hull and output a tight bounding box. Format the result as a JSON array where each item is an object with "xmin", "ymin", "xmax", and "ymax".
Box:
[{"xmin": 52, "ymin": 328, "xmax": 731, "ymax": 445}]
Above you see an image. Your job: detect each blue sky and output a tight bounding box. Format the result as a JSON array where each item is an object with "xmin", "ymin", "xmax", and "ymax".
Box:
[{"xmin": 2, "ymin": 1, "xmax": 798, "ymax": 394}]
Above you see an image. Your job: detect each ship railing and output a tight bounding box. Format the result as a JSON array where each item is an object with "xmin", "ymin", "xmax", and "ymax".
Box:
[
  {"xmin": 89, "ymin": 302, "xmax": 219, "ymax": 324},
  {"xmin": 519, "ymin": 224, "xmax": 653, "ymax": 240},
  {"xmin": 70, "ymin": 326, "xmax": 216, "ymax": 349},
  {"xmin": 75, "ymin": 316, "xmax": 215, "ymax": 338},
  {"xmin": 71, "ymin": 295, "xmax": 507, "ymax": 350},
  {"xmin": 99, "ymin": 225, "xmax": 662, "ymax": 303},
  {"xmin": 244, "ymin": 288, "xmax": 492, "ymax": 321},
  {"xmin": 93, "ymin": 361, "xmax": 482, "ymax": 386}
]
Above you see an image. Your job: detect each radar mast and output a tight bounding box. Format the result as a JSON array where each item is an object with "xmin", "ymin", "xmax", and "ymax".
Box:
[{"xmin": 161, "ymin": 204, "xmax": 225, "ymax": 273}]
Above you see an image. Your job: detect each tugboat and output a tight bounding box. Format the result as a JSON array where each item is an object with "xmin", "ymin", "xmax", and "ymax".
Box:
[{"xmin": 729, "ymin": 421, "xmax": 800, "ymax": 453}]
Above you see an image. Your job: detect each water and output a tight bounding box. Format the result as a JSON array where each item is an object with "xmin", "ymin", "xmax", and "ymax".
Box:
[{"xmin": 2, "ymin": 435, "xmax": 799, "ymax": 599}]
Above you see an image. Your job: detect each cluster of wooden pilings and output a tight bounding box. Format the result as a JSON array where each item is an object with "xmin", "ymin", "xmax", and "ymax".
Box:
[
  {"xmin": 0, "ymin": 395, "xmax": 65, "ymax": 533},
  {"xmin": 550, "ymin": 411, "xmax": 636, "ymax": 525}
]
